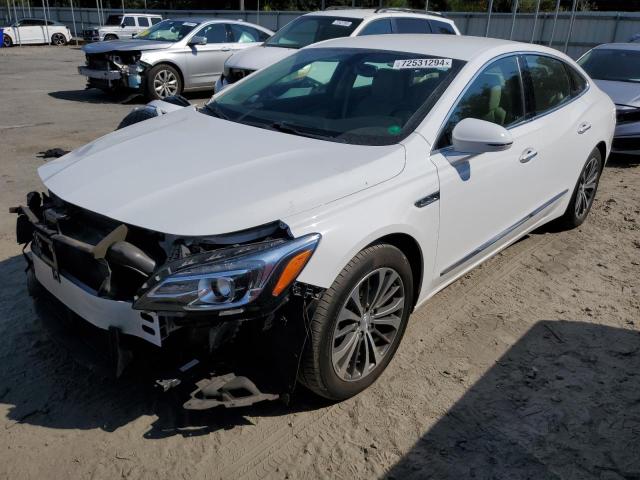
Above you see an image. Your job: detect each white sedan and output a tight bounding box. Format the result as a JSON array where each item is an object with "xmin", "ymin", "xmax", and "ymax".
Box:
[
  {"xmin": 2, "ymin": 18, "xmax": 71, "ymax": 47},
  {"xmin": 13, "ymin": 35, "xmax": 615, "ymax": 404}
]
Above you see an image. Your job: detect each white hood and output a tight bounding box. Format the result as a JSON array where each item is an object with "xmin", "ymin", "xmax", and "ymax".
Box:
[
  {"xmin": 39, "ymin": 108, "xmax": 405, "ymax": 236},
  {"xmin": 225, "ymin": 45, "xmax": 296, "ymax": 72}
]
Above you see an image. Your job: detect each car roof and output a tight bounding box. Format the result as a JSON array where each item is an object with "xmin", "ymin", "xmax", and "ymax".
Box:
[
  {"xmin": 592, "ymin": 42, "xmax": 640, "ymax": 51},
  {"xmin": 171, "ymin": 17, "xmax": 271, "ymax": 28},
  {"xmin": 307, "ymin": 34, "xmax": 562, "ymax": 62},
  {"xmin": 117, "ymin": 13, "xmax": 161, "ymax": 17},
  {"xmin": 306, "ymin": 8, "xmax": 453, "ymax": 23}
]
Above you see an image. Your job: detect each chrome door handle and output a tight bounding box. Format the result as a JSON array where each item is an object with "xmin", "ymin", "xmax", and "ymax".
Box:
[
  {"xmin": 519, "ymin": 148, "xmax": 538, "ymax": 163},
  {"xmin": 577, "ymin": 122, "xmax": 592, "ymax": 134}
]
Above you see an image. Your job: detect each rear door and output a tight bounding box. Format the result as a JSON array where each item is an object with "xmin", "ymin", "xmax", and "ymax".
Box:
[
  {"xmin": 186, "ymin": 23, "xmax": 235, "ymax": 88},
  {"xmin": 519, "ymin": 54, "xmax": 592, "ymax": 203}
]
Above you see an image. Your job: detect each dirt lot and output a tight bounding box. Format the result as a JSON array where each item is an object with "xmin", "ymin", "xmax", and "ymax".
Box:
[{"xmin": 0, "ymin": 46, "xmax": 639, "ymax": 480}]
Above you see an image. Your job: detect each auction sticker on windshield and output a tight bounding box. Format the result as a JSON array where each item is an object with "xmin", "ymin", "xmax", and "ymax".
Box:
[
  {"xmin": 332, "ymin": 20, "xmax": 352, "ymax": 27},
  {"xmin": 393, "ymin": 58, "xmax": 452, "ymax": 69}
]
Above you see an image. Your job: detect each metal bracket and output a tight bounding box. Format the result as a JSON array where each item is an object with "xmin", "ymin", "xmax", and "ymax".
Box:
[{"xmin": 183, "ymin": 373, "xmax": 279, "ymax": 410}]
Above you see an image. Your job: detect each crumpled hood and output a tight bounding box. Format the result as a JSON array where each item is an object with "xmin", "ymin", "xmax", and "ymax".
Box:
[
  {"xmin": 83, "ymin": 40, "xmax": 174, "ymax": 54},
  {"xmin": 39, "ymin": 108, "xmax": 405, "ymax": 236},
  {"xmin": 594, "ymin": 79, "xmax": 640, "ymax": 108},
  {"xmin": 225, "ymin": 45, "xmax": 295, "ymax": 71}
]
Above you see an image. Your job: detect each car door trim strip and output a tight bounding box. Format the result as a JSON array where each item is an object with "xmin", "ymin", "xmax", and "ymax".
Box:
[{"xmin": 440, "ymin": 188, "xmax": 569, "ymax": 276}]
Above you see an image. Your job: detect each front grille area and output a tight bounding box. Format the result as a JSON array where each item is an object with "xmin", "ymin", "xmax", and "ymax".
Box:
[
  {"xmin": 613, "ymin": 136, "xmax": 640, "ymax": 151},
  {"xmin": 228, "ymin": 68, "xmax": 255, "ymax": 84},
  {"xmin": 86, "ymin": 54, "xmax": 110, "ymax": 70}
]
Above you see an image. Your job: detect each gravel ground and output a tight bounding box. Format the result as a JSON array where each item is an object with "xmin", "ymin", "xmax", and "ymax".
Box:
[{"xmin": 0, "ymin": 46, "xmax": 639, "ymax": 480}]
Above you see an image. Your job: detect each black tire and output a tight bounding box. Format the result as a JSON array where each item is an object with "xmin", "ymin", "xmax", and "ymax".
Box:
[
  {"xmin": 104, "ymin": 34, "xmax": 118, "ymax": 41},
  {"xmin": 51, "ymin": 33, "xmax": 67, "ymax": 46},
  {"xmin": 145, "ymin": 64, "xmax": 183, "ymax": 100},
  {"xmin": 3, "ymin": 34, "xmax": 12, "ymax": 47},
  {"xmin": 299, "ymin": 243, "xmax": 414, "ymax": 401},
  {"xmin": 554, "ymin": 147, "xmax": 603, "ymax": 230},
  {"xmin": 116, "ymin": 107, "xmax": 159, "ymax": 130}
]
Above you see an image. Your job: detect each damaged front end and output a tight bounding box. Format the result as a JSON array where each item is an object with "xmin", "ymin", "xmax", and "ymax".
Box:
[
  {"xmin": 79, "ymin": 51, "xmax": 145, "ymax": 91},
  {"xmin": 11, "ymin": 191, "xmax": 323, "ymax": 408}
]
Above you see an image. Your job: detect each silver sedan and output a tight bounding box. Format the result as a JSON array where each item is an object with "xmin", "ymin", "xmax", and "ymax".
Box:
[{"xmin": 79, "ymin": 18, "xmax": 273, "ymax": 100}]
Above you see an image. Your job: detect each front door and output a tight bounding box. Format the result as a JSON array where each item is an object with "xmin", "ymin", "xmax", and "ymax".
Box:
[
  {"xmin": 187, "ymin": 23, "xmax": 236, "ymax": 88},
  {"xmin": 431, "ymin": 55, "xmax": 549, "ymax": 281}
]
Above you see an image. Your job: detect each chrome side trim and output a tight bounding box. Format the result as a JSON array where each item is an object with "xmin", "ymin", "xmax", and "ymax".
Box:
[
  {"xmin": 415, "ymin": 191, "xmax": 440, "ymax": 208},
  {"xmin": 440, "ymin": 189, "xmax": 569, "ymax": 277}
]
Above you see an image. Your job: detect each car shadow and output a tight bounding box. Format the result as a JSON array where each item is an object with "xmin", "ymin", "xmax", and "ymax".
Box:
[
  {"xmin": 0, "ymin": 254, "xmax": 328, "ymax": 439},
  {"xmin": 385, "ymin": 320, "xmax": 640, "ymax": 479}
]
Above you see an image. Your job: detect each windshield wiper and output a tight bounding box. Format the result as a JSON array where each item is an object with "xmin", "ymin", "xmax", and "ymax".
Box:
[
  {"xmin": 201, "ymin": 102, "xmax": 230, "ymax": 120},
  {"xmin": 263, "ymin": 121, "xmax": 344, "ymax": 142}
]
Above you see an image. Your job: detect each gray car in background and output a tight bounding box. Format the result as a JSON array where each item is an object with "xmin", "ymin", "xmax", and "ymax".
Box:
[
  {"xmin": 79, "ymin": 18, "xmax": 273, "ymax": 100},
  {"xmin": 578, "ymin": 43, "xmax": 640, "ymax": 156}
]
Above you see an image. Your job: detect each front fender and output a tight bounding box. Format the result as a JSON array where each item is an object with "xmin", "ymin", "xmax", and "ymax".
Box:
[{"xmin": 284, "ymin": 135, "xmax": 440, "ymax": 305}]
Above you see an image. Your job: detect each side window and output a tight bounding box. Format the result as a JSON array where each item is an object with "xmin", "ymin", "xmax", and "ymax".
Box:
[
  {"xmin": 196, "ymin": 23, "xmax": 228, "ymax": 44},
  {"xmin": 122, "ymin": 17, "xmax": 136, "ymax": 27},
  {"xmin": 394, "ymin": 18, "xmax": 431, "ymax": 34},
  {"xmin": 437, "ymin": 56, "xmax": 525, "ymax": 149},
  {"xmin": 359, "ymin": 19, "xmax": 393, "ymax": 36},
  {"xmin": 523, "ymin": 55, "xmax": 572, "ymax": 115},
  {"xmin": 151, "ymin": 17, "xmax": 162, "ymax": 25},
  {"xmin": 230, "ymin": 24, "xmax": 263, "ymax": 43},
  {"xmin": 430, "ymin": 20, "xmax": 456, "ymax": 35},
  {"xmin": 138, "ymin": 17, "xmax": 149, "ymax": 27},
  {"xmin": 565, "ymin": 64, "xmax": 588, "ymax": 97}
]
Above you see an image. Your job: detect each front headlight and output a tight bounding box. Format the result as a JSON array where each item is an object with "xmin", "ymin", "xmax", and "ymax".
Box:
[
  {"xmin": 133, "ymin": 233, "xmax": 320, "ymax": 313},
  {"xmin": 616, "ymin": 105, "xmax": 640, "ymax": 124}
]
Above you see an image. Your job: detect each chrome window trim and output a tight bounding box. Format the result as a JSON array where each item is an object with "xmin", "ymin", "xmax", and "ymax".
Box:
[
  {"xmin": 440, "ymin": 189, "xmax": 569, "ymax": 277},
  {"xmin": 430, "ymin": 51, "xmax": 591, "ymax": 156}
]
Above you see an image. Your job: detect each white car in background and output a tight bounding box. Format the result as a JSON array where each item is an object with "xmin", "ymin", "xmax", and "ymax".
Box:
[
  {"xmin": 2, "ymin": 18, "xmax": 71, "ymax": 47},
  {"xmin": 215, "ymin": 7, "xmax": 459, "ymax": 92},
  {"xmin": 13, "ymin": 35, "xmax": 614, "ymax": 405},
  {"xmin": 82, "ymin": 13, "xmax": 163, "ymax": 42}
]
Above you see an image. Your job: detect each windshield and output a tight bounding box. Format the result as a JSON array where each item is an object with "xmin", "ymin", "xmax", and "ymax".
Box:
[
  {"xmin": 578, "ymin": 49, "xmax": 640, "ymax": 83},
  {"xmin": 135, "ymin": 19, "xmax": 199, "ymax": 42},
  {"xmin": 105, "ymin": 15, "xmax": 123, "ymax": 26},
  {"xmin": 205, "ymin": 48, "xmax": 464, "ymax": 146},
  {"xmin": 265, "ymin": 16, "xmax": 362, "ymax": 49}
]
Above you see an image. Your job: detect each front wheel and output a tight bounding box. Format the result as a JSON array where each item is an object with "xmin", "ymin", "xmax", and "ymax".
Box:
[
  {"xmin": 146, "ymin": 64, "xmax": 182, "ymax": 100},
  {"xmin": 299, "ymin": 244, "xmax": 413, "ymax": 400},
  {"xmin": 554, "ymin": 147, "xmax": 603, "ymax": 230},
  {"xmin": 51, "ymin": 33, "xmax": 67, "ymax": 46},
  {"xmin": 3, "ymin": 34, "xmax": 12, "ymax": 47},
  {"xmin": 103, "ymin": 34, "xmax": 118, "ymax": 41}
]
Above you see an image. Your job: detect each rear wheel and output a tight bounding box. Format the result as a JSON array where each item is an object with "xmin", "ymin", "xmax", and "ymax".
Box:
[
  {"xmin": 146, "ymin": 64, "xmax": 182, "ymax": 100},
  {"xmin": 2, "ymin": 34, "xmax": 12, "ymax": 47},
  {"xmin": 554, "ymin": 147, "xmax": 603, "ymax": 230},
  {"xmin": 299, "ymin": 244, "xmax": 413, "ymax": 400},
  {"xmin": 51, "ymin": 33, "xmax": 67, "ymax": 46}
]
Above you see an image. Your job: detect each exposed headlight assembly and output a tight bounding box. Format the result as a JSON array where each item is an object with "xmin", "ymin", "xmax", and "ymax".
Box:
[{"xmin": 133, "ymin": 233, "xmax": 320, "ymax": 313}]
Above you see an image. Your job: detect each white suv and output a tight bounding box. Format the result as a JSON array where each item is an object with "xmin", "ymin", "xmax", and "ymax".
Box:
[
  {"xmin": 83, "ymin": 13, "xmax": 162, "ymax": 42},
  {"xmin": 215, "ymin": 7, "xmax": 459, "ymax": 92}
]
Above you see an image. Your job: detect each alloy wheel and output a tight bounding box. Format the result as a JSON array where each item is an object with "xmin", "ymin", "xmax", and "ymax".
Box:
[
  {"xmin": 331, "ymin": 267, "xmax": 405, "ymax": 382},
  {"xmin": 153, "ymin": 69, "xmax": 178, "ymax": 98},
  {"xmin": 575, "ymin": 155, "xmax": 599, "ymax": 219},
  {"xmin": 52, "ymin": 33, "xmax": 65, "ymax": 45}
]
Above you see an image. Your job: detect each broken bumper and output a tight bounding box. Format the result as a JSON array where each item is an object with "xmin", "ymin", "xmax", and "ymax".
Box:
[
  {"xmin": 78, "ymin": 65, "xmax": 122, "ymax": 81},
  {"xmin": 32, "ymin": 252, "xmax": 163, "ymax": 346}
]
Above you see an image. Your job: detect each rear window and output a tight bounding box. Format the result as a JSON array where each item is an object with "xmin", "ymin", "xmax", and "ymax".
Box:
[
  {"xmin": 429, "ymin": 20, "xmax": 456, "ymax": 35},
  {"xmin": 265, "ymin": 16, "xmax": 362, "ymax": 49},
  {"xmin": 523, "ymin": 55, "xmax": 572, "ymax": 115}
]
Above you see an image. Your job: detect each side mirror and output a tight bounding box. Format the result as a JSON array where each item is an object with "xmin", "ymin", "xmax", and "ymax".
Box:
[
  {"xmin": 120, "ymin": 24, "xmax": 126, "ymax": 28},
  {"xmin": 452, "ymin": 118, "xmax": 513, "ymax": 154},
  {"xmin": 188, "ymin": 36, "xmax": 207, "ymax": 46}
]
